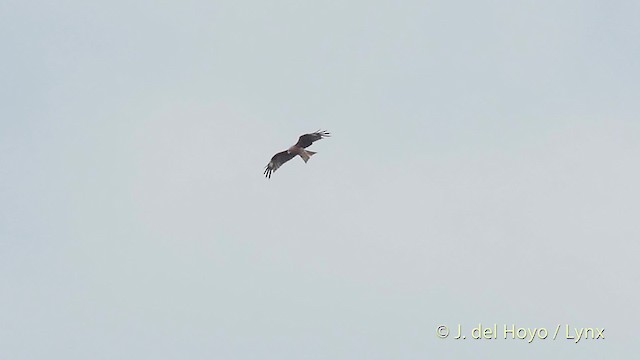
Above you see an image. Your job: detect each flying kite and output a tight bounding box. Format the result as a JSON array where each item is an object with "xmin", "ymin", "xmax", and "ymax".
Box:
[{"xmin": 264, "ymin": 130, "xmax": 331, "ymax": 178}]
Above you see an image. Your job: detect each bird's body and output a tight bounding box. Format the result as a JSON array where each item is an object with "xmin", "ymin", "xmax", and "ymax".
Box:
[{"xmin": 264, "ymin": 130, "xmax": 330, "ymax": 178}]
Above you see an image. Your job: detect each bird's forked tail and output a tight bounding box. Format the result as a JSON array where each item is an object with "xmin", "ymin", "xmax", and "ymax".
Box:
[{"xmin": 299, "ymin": 149, "xmax": 316, "ymax": 163}]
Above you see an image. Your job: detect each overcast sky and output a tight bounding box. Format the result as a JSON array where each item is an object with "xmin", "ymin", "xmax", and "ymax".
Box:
[{"xmin": 2, "ymin": 1, "xmax": 639, "ymax": 359}]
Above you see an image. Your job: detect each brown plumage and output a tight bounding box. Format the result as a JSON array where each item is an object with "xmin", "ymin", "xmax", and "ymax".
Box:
[{"xmin": 264, "ymin": 130, "xmax": 331, "ymax": 178}]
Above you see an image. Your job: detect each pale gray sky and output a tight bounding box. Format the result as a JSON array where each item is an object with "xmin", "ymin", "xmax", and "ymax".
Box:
[{"xmin": 2, "ymin": 1, "xmax": 639, "ymax": 359}]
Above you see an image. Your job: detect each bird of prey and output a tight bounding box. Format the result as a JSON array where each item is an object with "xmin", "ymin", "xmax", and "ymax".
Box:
[{"xmin": 264, "ymin": 130, "xmax": 331, "ymax": 178}]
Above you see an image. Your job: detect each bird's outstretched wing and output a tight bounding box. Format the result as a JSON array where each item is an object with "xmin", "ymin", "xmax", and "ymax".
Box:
[
  {"xmin": 264, "ymin": 150, "xmax": 296, "ymax": 178},
  {"xmin": 295, "ymin": 130, "xmax": 331, "ymax": 148}
]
